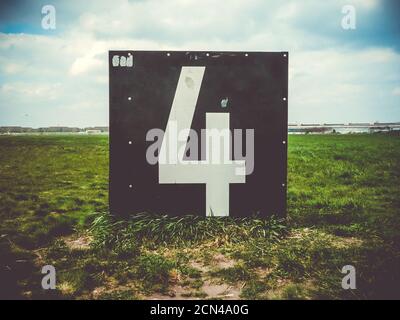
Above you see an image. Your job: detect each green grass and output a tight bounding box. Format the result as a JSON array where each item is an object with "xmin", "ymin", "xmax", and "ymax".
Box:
[
  {"xmin": 0, "ymin": 133, "xmax": 399, "ymax": 300},
  {"xmin": 89, "ymin": 212, "xmax": 286, "ymax": 248},
  {"xmin": 0, "ymin": 135, "xmax": 108, "ymax": 248}
]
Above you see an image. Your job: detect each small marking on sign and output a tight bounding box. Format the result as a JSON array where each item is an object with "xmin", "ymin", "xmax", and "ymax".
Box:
[{"xmin": 221, "ymin": 97, "xmax": 229, "ymax": 108}]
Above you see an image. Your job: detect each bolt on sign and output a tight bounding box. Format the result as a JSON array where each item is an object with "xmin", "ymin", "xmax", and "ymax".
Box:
[{"xmin": 109, "ymin": 51, "xmax": 288, "ymax": 218}]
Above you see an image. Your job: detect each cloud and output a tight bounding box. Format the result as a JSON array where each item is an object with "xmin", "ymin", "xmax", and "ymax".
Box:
[
  {"xmin": 0, "ymin": 82, "xmax": 61, "ymax": 98},
  {"xmin": 0, "ymin": 0, "xmax": 399, "ymax": 127},
  {"xmin": 289, "ymin": 47, "xmax": 400, "ymax": 122},
  {"xmin": 392, "ymin": 87, "xmax": 400, "ymax": 96},
  {"xmin": 69, "ymin": 54, "xmax": 103, "ymax": 76}
]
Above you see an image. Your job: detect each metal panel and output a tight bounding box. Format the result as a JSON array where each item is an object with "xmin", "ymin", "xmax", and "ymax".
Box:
[{"xmin": 109, "ymin": 51, "xmax": 288, "ymax": 218}]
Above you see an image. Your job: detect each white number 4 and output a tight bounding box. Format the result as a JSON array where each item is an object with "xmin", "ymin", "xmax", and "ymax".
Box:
[{"xmin": 158, "ymin": 66, "xmax": 247, "ymax": 217}]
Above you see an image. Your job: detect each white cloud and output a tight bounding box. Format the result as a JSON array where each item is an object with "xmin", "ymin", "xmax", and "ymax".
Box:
[
  {"xmin": 69, "ymin": 54, "xmax": 103, "ymax": 76},
  {"xmin": 351, "ymin": 0, "xmax": 379, "ymax": 10},
  {"xmin": 289, "ymin": 47, "xmax": 400, "ymax": 122},
  {"xmin": 0, "ymin": 0, "xmax": 399, "ymax": 127},
  {"xmin": 392, "ymin": 87, "xmax": 400, "ymax": 96},
  {"xmin": 0, "ymin": 82, "xmax": 61, "ymax": 99},
  {"xmin": 1, "ymin": 62, "xmax": 26, "ymax": 74}
]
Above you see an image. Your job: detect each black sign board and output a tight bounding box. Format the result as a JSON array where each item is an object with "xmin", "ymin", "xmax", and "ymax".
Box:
[{"xmin": 109, "ymin": 51, "xmax": 287, "ymax": 218}]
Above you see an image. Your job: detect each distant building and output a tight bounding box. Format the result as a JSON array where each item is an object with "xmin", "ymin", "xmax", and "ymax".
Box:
[
  {"xmin": 84, "ymin": 126, "xmax": 109, "ymax": 133},
  {"xmin": 348, "ymin": 123, "xmax": 373, "ymax": 126},
  {"xmin": 0, "ymin": 126, "xmax": 111, "ymax": 134},
  {"xmin": 0, "ymin": 126, "xmax": 35, "ymax": 133},
  {"xmin": 288, "ymin": 122, "xmax": 400, "ymax": 134},
  {"xmin": 38, "ymin": 126, "xmax": 81, "ymax": 133},
  {"xmin": 1, "ymin": 123, "xmax": 399, "ymax": 136},
  {"xmin": 85, "ymin": 129, "xmax": 102, "ymax": 134}
]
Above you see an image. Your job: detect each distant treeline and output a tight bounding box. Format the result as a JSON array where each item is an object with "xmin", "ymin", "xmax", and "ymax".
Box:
[{"xmin": 0, "ymin": 126, "xmax": 109, "ymax": 133}]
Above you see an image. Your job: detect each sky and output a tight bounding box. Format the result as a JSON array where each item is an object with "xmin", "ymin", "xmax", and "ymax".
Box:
[{"xmin": 0, "ymin": 0, "xmax": 399, "ymax": 127}]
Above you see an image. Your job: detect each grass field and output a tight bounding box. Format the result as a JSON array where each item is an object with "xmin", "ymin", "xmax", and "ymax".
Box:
[{"xmin": 1, "ymin": 134, "xmax": 399, "ymax": 299}]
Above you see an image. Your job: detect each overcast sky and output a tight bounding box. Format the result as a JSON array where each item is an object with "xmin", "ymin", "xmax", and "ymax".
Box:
[{"xmin": 0, "ymin": 0, "xmax": 399, "ymax": 127}]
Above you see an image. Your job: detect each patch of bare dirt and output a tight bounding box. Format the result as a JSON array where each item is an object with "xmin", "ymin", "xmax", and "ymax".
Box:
[
  {"xmin": 146, "ymin": 285, "xmax": 194, "ymax": 300},
  {"xmin": 212, "ymin": 253, "xmax": 236, "ymax": 269},
  {"xmin": 201, "ymin": 280, "xmax": 241, "ymax": 299},
  {"xmin": 63, "ymin": 234, "xmax": 92, "ymax": 251},
  {"xmin": 190, "ymin": 253, "xmax": 236, "ymax": 271},
  {"xmin": 146, "ymin": 253, "xmax": 242, "ymax": 300},
  {"xmin": 254, "ymin": 267, "xmax": 272, "ymax": 278},
  {"xmin": 189, "ymin": 260, "xmax": 210, "ymax": 273}
]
